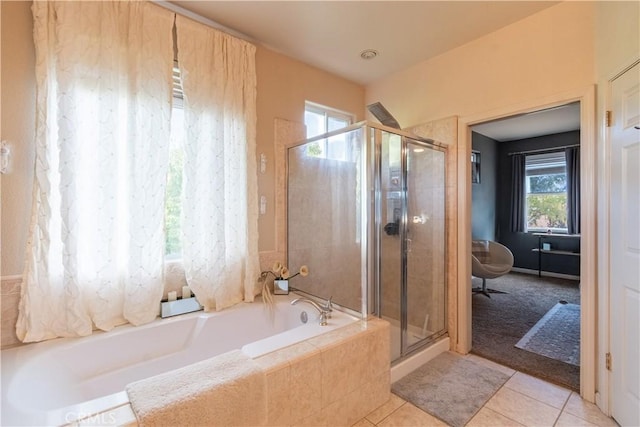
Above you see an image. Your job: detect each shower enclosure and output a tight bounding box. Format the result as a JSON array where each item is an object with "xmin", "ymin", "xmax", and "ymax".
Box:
[{"xmin": 287, "ymin": 121, "xmax": 447, "ymax": 362}]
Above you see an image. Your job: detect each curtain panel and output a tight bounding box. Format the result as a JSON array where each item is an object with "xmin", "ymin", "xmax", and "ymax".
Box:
[
  {"xmin": 565, "ymin": 147, "xmax": 581, "ymax": 234},
  {"xmin": 18, "ymin": 1, "xmax": 175, "ymax": 342},
  {"xmin": 509, "ymin": 154, "xmax": 526, "ymax": 233},
  {"xmin": 176, "ymin": 16, "xmax": 260, "ymax": 312}
]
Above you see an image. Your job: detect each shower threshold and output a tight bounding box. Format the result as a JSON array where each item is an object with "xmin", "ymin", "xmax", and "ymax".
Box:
[{"xmin": 390, "ymin": 335, "xmax": 450, "ymax": 383}]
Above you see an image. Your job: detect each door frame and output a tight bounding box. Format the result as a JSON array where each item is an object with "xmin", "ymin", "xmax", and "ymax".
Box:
[{"xmin": 456, "ymin": 85, "xmax": 597, "ymax": 402}]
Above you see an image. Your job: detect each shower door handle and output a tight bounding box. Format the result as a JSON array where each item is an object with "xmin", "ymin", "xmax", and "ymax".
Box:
[{"xmin": 406, "ymin": 238, "xmax": 412, "ymax": 253}]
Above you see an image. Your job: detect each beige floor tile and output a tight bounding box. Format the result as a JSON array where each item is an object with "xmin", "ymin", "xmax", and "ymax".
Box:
[
  {"xmin": 365, "ymin": 393, "xmax": 406, "ymax": 424},
  {"xmin": 465, "ymin": 407, "xmax": 524, "ymax": 426},
  {"xmin": 464, "ymin": 354, "xmax": 516, "ymax": 377},
  {"xmin": 563, "ymin": 393, "xmax": 618, "ymax": 426},
  {"xmin": 352, "ymin": 418, "xmax": 376, "ymax": 427},
  {"xmin": 377, "ymin": 403, "xmax": 448, "ymax": 427},
  {"xmin": 503, "ymin": 372, "xmax": 571, "ymax": 409},
  {"xmin": 555, "ymin": 411, "xmax": 600, "ymax": 427},
  {"xmin": 485, "ymin": 387, "xmax": 561, "ymax": 426}
]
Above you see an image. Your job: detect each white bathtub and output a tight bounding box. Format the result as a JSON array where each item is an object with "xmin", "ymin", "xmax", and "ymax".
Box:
[{"xmin": 1, "ymin": 294, "xmax": 358, "ymax": 426}]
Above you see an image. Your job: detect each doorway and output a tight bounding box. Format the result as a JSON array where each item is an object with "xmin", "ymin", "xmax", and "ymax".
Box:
[
  {"xmin": 457, "ymin": 86, "xmax": 597, "ymax": 401},
  {"xmin": 468, "ymin": 103, "xmax": 581, "ymax": 390}
]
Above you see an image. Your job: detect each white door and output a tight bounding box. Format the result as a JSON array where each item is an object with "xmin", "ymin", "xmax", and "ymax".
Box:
[{"xmin": 610, "ymin": 61, "xmax": 640, "ymax": 427}]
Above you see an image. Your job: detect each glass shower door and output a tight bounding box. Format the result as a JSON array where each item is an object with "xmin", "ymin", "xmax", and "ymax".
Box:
[
  {"xmin": 403, "ymin": 139, "xmax": 447, "ymax": 354},
  {"xmin": 377, "ymin": 131, "xmax": 447, "ymax": 361}
]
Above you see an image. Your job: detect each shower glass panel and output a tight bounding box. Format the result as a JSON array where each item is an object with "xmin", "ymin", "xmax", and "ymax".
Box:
[
  {"xmin": 287, "ymin": 122, "xmax": 447, "ymax": 363},
  {"xmin": 287, "ymin": 127, "xmax": 364, "ymax": 313}
]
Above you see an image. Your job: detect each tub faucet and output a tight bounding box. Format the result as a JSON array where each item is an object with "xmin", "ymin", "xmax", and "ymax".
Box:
[{"xmin": 291, "ymin": 297, "xmax": 329, "ymax": 326}]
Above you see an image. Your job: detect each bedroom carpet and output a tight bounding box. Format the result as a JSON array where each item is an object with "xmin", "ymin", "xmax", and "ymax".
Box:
[{"xmin": 471, "ymin": 272, "xmax": 581, "ymax": 391}]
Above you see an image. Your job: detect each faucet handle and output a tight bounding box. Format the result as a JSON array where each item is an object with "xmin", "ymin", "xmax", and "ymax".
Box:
[{"xmin": 324, "ymin": 296, "xmax": 333, "ymax": 318}]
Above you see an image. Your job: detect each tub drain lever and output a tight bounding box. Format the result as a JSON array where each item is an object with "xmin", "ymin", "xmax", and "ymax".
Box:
[{"xmin": 291, "ymin": 297, "xmax": 329, "ymax": 326}]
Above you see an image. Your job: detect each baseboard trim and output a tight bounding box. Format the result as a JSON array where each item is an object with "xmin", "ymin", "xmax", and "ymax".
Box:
[{"xmin": 511, "ymin": 267, "xmax": 580, "ymax": 281}]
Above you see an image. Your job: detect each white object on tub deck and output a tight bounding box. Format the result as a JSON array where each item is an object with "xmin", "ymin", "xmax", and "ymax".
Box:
[
  {"xmin": 1, "ymin": 294, "xmax": 358, "ymax": 427},
  {"xmin": 182, "ymin": 285, "xmax": 191, "ymax": 299}
]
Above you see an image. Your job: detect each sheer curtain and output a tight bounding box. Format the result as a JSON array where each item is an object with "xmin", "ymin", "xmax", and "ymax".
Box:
[
  {"xmin": 17, "ymin": 1, "xmax": 175, "ymax": 342},
  {"xmin": 176, "ymin": 16, "xmax": 260, "ymax": 311}
]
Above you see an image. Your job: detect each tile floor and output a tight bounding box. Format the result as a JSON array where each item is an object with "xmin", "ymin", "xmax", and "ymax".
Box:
[{"xmin": 352, "ymin": 354, "xmax": 618, "ymax": 427}]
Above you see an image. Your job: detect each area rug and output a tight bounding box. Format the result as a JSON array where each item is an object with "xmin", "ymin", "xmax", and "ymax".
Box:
[
  {"xmin": 515, "ymin": 302, "xmax": 580, "ymax": 366},
  {"xmin": 391, "ymin": 352, "xmax": 510, "ymax": 427}
]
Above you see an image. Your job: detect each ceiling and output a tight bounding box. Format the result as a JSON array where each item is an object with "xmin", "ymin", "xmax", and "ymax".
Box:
[
  {"xmin": 471, "ymin": 102, "xmax": 581, "ymax": 142},
  {"xmin": 168, "ymin": 1, "xmax": 558, "ymax": 85}
]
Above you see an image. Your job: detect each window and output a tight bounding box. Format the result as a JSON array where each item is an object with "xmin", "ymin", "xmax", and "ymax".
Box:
[
  {"xmin": 304, "ymin": 101, "xmax": 354, "ymax": 161},
  {"xmin": 525, "ymin": 151, "xmax": 568, "ymax": 233},
  {"xmin": 165, "ymin": 62, "xmax": 184, "ymax": 258}
]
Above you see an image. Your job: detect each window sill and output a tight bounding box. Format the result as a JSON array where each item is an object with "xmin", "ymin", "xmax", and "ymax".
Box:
[{"xmin": 527, "ymin": 229, "xmax": 569, "ymax": 235}]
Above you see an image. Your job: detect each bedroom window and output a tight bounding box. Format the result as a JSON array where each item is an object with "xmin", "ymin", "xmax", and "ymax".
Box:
[
  {"xmin": 525, "ymin": 151, "xmax": 568, "ymax": 233},
  {"xmin": 304, "ymin": 101, "xmax": 354, "ymax": 161}
]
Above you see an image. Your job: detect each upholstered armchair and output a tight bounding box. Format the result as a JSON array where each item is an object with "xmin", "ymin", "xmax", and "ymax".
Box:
[{"xmin": 471, "ymin": 240, "xmax": 514, "ymax": 297}]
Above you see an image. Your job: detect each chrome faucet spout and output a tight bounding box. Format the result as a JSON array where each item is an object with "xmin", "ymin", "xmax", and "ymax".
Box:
[
  {"xmin": 291, "ymin": 297, "xmax": 323, "ymax": 312},
  {"xmin": 291, "ymin": 297, "xmax": 329, "ymax": 326}
]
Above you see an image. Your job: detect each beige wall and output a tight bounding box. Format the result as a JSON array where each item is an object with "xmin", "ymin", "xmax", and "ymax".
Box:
[
  {"xmin": 1, "ymin": 1, "xmax": 36, "ymax": 277},
  {"xmin": 365, "ymin": 1, "xmax": 596, "ymax": 128},
  {"xmin": 595, "ymin": 1, "xmax": 639, "ymax": 81},
  {"xmin": 0, "ymin": 1, "xmax": 365, "ymax": 277}
]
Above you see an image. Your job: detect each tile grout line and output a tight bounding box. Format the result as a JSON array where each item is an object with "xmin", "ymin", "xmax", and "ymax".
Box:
[
  {"xmin": 552, "ymin": 391, "xmax": 572, "ymax": 426},
  {"xmin": 466, "ymin": 406, "xmax": 526, "ymax": 427},
  {"xmin": 468, "ymin": 371, "xmax": 517, "ymax": 425},
  {"xmin": 499, "ymin": 385, "xmax": 566, "ymax": 426},
  {"xmin": 368, "ymin": 399, "xmax": 407, "ymax": 426},
  {"xmin": 502, "ymin": 372, "xmax": 575, "ymax": 413}
]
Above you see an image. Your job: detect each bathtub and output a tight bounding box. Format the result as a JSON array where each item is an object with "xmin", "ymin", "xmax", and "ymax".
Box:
[{"xmin": 1, "ymin": 294, "xmax": 359, "ymax": 426}]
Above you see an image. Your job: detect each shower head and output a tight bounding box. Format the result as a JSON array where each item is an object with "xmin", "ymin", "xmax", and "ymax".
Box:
[{"xmin": 367, "ymin": 102, "xmax": 401, "ymax": 129}]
